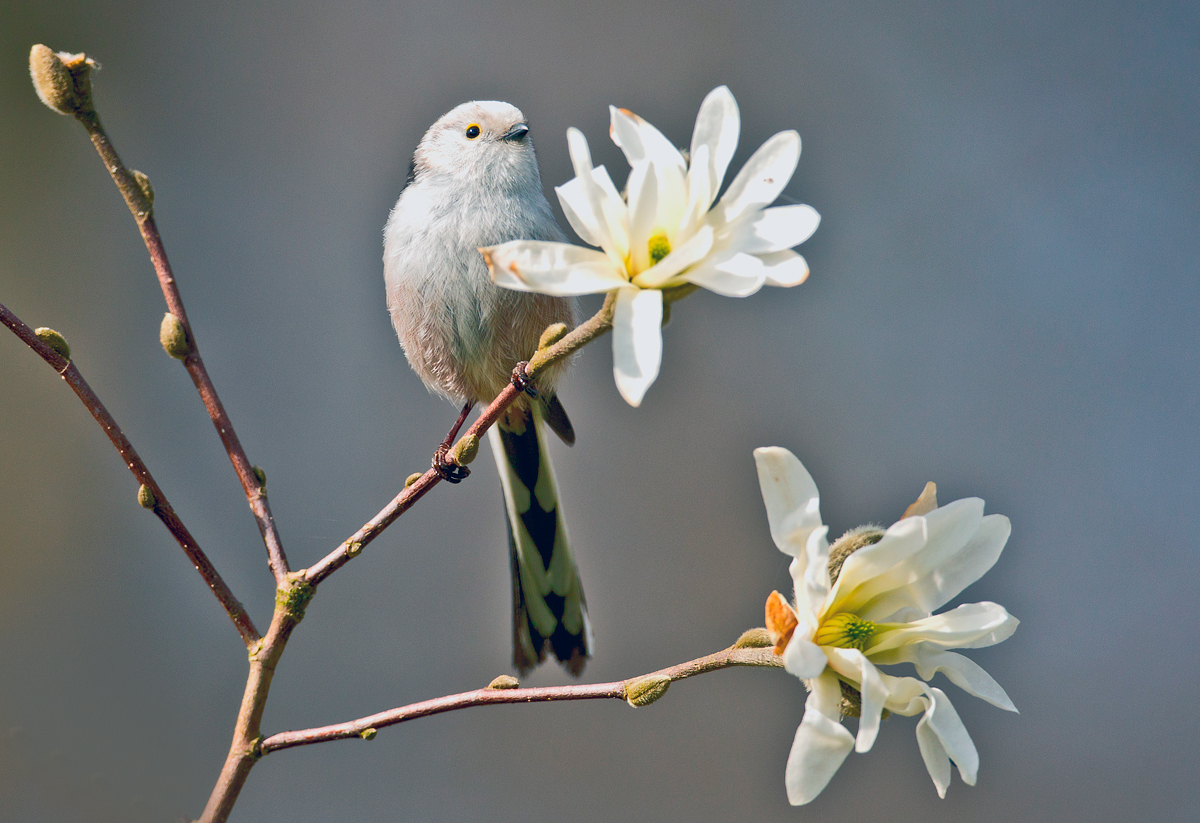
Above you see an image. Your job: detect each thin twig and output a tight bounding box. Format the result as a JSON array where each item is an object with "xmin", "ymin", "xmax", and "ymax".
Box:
[
  {"xmin": 72, "ymin": 106, "xmax": 290, "ymax": 584},
  {"xmin": 303, "ymin": 291, "xmax": 620, "ymax": 586},
  {"xmin": 260, "ymin": 646, "xmax": 782, "ymax": 754},
  {"xmin": 0, "ymin": 302, "xmax": 260, "ymax": 646}
]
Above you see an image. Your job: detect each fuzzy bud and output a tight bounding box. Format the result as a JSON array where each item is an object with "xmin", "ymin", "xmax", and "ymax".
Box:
[
  {"xmin": 732, "ymin": 627, "xmax": 773, "ymax": 649},
  {"xmin": 33, "ymin": 327, "xmax": 70, "ymax": 361},
  {"xmin": 360, "ymin": 728, "xmax": 377, "ymax": 741},
  {"xmin": 131, "ymin": 170, "xmax": 155, "ymax": 207},
  {"xmin": 252, "ymin": 465, "xmax": 267, "ymax": 489},
  {"xmin": 624, "ymin": 674, "xmax": 671, "ymax": 708},
  {"xmin": 827, "ymin": 526, "xmax": 884, "ymax": 584},
  {"xmin": 159, "ymin": 312, "xmax": 192, "ymax": 360},
  {"xmin": 448, "ymin": 434, "xmax": 479, "ymax": 466},
  {"xmin": 136, "ymin": 484, "xmax": 156, "ymax": 509},
  {"xmin": 538, "ymin": 322, "xmax": 569, "ymax": 350},
  {"xmin": 404, "ymin": 472, "xmax": 423, "ymax": 488},
  {"xmin": 486, "ymin": 675, "xmax": 520, "ymax": 690},
  {"xmin": 29, "ymin": 45, "xmax": 96, "ymax": 116}
]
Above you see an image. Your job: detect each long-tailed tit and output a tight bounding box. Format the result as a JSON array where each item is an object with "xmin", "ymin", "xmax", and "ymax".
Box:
[{"xmin": 384, "ymin": 101, "xmax": 591, "ymax": 674}]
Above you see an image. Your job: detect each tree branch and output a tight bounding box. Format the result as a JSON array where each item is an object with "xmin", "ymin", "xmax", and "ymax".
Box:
[
  {"xmin": 0, "ymin": 301, "xmax": 259, "ymax": 646},
  {"xmin": 260, "ymin": 645, "xmax": 782, "ymax": 754},
  {"xmin": 71, "ymin": 104, "xmax": 290, "ymax": 584}
]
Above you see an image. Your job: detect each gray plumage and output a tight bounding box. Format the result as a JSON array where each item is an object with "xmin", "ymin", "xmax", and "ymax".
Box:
[{"xmin": 383, "ymin": 100, "xmax": 592, "ymax": 674}]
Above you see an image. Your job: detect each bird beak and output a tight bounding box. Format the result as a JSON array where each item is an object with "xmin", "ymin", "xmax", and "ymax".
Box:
[{"xmin": 502, "ymin": 123, "xmax": 529, "ymax": 142}]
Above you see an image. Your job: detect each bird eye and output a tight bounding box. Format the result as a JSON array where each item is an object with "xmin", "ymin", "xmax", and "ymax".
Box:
[{"xmin": 465, "ymin": 124, "xmax": 481, "ymax": 139}]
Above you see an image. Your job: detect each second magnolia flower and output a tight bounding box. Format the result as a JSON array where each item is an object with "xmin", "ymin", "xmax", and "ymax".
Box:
[{"xmin": 480, "ymin": 86, "xmax": 820, "ymax": 406}]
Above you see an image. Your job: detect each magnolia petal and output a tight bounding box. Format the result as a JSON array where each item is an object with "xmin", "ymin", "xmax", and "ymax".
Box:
[
  {"xmin": 836, "ymin": 498, "xmax": 987, "ymax": 619},
  {"xmin": 682, "ymin": 251, "xmax": 769, "ymax": 297},
  {"xmin": 753, "ymin": 446, "xmax": 824, "ymax": 558},
  {"xmin": 633, "ymin": 225, "xmax": 715, "ymax": 288},
  {"xmin": 915, "ymin": 712, "xmax": 952, "ymax": 798},
  {"xmin": 919, "ymin": 687, "xmax": 979, "ymax": 789},
  {"xmin": 871, "ymin": 602, "xmax": 1018, "ymax": 654},
  {"xmin": 714, "ymin": 130, "xmax": 801, "ymax": 224},
  {"xmin": 556, "ymin": 165, "xmax": 623, "ymax": 252},
  {"xmin": 782, "ymin": 635, "xmax": 827, "ymax": 680},
  {"xmin": 761, "ymin": 250, "xmax": 811, "ymax": 288},
  {"xmin": 626, "ymin": 162, "xmax": 658, "ymax": 274},
  {"xmin": 681, "ymin": 143, "xmax": 713, "ymax": 238},
  {"xmin": 796, "ymin": 525, "xmax": 832, "ymax": 625},
  {"xmin": 826, "ymin": 515, "xmax": 928, "ymax": 615},
  {"xmin": 611, "ymin": 287, "xmax": 663, "ymax": 407},
  {"xmin": 610, "ymin": 105, "xmax": 687, "ymax": 175},
  {"xmin": 690, "ymin": 86, "xmax": 740, "ymax": 202},
  {"xmin": 728, "ymin": 204, "xmax": 820, "ymax": 254},
  {"xmin": 786, "ymin": 678, "xmax": 855, "ymax": 805},
  {"xmin": 825, "ymin": 649, "xmax": 888, "ymax": 753},
  {"xmin": 482, "ymin": 241, "xmax": 625, "ymax": 296},
  {"xmin": 875, "ymin": 645, "xmax": 1017, "ymax": 712},
  {"xmin": 566, "ymin": 128, "xmax": 629, "ymax": 261},
  {"xmin": 909, "ymin": 514, "xmax": 1012, "ymax": 614}
]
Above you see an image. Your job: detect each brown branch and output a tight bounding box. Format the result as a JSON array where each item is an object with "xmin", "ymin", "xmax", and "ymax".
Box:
[
  {"xmin": 71, "ymin": 105, "xmax": 290, "ymax": 584},
  {"xmin": 303, "ymin": 290, "xmax": 620, "ymax": 587},
  {"xmin": 260, "ymin": 645, "xmax": 782, "ymax": 755},
  {"xmin": 1, "ymin": 302, "xmax": 259, "ymax": 646},
  {"xmin": 199, "ymin": 600, "xmax": 303, "ymax": 823}
]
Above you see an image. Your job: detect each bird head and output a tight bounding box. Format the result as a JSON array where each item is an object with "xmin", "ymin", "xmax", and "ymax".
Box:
[{"xmin": 411, "ymin": 100, "xmax": 542, "ymax": 191}]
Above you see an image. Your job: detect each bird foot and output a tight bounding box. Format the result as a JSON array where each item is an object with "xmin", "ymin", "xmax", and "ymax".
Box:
[
  {"xmin": 511, "ymin": 361, "xmax": 537, "ymax": 396},
  {"xmin": 432, "ymin": 445, "xmax": 470, "ymax": 483}
]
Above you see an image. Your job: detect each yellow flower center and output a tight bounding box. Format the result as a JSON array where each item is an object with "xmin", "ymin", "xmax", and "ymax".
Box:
[
  {"xmin": 648, "ymin": 232, "xmax": 671, "ymax": 265},
  {"xmin": 815, "ymin": 612, "xmax": 877, "ymax": 651}
]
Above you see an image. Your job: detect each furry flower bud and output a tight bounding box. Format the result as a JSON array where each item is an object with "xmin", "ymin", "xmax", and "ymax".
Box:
[
  {"xmin": 33, "ymin": 327, "xmax": 70, "ymax": 361},
  {"xmin": 29, "ymin": 45, "xmax": 96, "ymax": 116},
  {"xmin": 159, "ymin": 313, "xmax": 192, "ymax": 360}
]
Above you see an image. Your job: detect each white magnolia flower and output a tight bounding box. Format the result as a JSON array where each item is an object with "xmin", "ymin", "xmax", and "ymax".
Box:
[
  {"xmin": 754, "ymin": 447, "xmax": 1018, "ymax": 805},
  {"xmin": 481, "ymin": 87, "xmax": 819, "ymax": 406}
]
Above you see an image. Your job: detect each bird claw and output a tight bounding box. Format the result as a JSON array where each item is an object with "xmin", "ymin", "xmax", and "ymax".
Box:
[
  {"xmin": 511, "ymin": 361, "xmax": 537, "ymax": 396},
  {"xmin": 433, "ymin": 445, "xmax": 470, "ymax": 483}
]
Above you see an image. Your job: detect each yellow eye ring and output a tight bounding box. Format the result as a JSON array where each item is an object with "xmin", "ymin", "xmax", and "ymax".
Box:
[{"xmin": 465, "ymin": 123, "xmax": 481, "ymax": 139}]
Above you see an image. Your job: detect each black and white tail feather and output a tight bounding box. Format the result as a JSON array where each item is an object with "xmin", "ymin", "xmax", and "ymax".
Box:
[{"xmin": 489, "ymin": 402, "xmax": 591, "ymax": 675}]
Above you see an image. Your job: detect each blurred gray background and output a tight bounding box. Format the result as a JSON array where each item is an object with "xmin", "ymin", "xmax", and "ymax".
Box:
[{"xmin": 1, "ymin": 1, "xmax": 1197, "ymax": 821}]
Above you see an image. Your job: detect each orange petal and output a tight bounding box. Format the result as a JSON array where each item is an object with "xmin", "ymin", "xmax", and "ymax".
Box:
[{"xmin": 765, "ymin": 590, "xmax": 799, "ymax": 654}]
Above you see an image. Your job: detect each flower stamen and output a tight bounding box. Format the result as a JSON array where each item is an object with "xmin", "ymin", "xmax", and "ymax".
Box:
[
  {"xmin": 815, "ymin": 612, "xmax": 877, "ymax": 651},
  {"xmin": 648, "ymin": 232, "xmax": 671, "ymax": 265}
]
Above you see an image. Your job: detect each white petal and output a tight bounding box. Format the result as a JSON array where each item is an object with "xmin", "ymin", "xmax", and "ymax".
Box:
[
  {"xmin": 556, "ymin": 165, "xmax": 622, "ymax": 250},
  {"xmin": 632, "ymin": 225, "xmax": 715, "ymax": 288},
  {"xmin": 482, "ymin": 241, "xmax": 626, "ymax": 296},
  {"xmin": 682, "ymin": 250, "xmax": 768, "ymax": 297},
  {"xmin": 915, "ymin": 712, "xmax": 952, "ymax": 798},
  {"xmin": 870, "ymin": 602, "xmax": 1018, "ymax": 654},
  {"xmin": 690, "ymin": 86, "xmax": 740, "ymax": 202},
  {"xmin": 736, "ymin": 204, "xmax": 821, "ymax": 253},
  {"xmin": 566, "ymin": 128, "xmax": 629, "ymax": 261},
  {"xmin": 785, "ymin": 676, "xmax": 855, "ymax": 805},
  {"xmin": 626, "ymin": 162, "xmax": 658, "ymax": 274},
  {"xmin": 713, "ymin": 130, "xmax": 801, "ymax": 224},
  {"xmin": 874, "ymin": 645, "xmax": 1017, "ymax": 712},
  {"xmin": 680, "ymin": 142, "xmax": 713, "ymax": 238},
  {"xmin": 782, "ymin": 635, "xmax": 827, "ymax": 680},
  {"xmin": 825, "ymin": 649, "xmax": 888, "ymax": 753},
  {"xmin": 611, "ymin": 287, "xmax": 663, "ymax": 406},
  {"xmin": 753, "ymin": 447, "xmax": 824, "ymax": 558},
  {"xmin": 761, "ymin": 250, "xmax": 811, "ymax": 287},
  {"xmin": 826, "ymin": 515, "xmax": 929, "ymax": 615},
  {"xmin": 918, "ymin": 687, "xmax": 979, "ymax": 789},
  {"xmin": 796, "ymin": 525, "xmax": 832, "ymax": 624},
  {"xmin": 609, "ymin": 105, "xmax": 687, "ymax": 174}
]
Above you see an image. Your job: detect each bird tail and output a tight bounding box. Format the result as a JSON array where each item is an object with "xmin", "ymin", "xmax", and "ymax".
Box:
[{"xmin": 488, "ymin": 403, "xmax": 591, "ymax": 676}]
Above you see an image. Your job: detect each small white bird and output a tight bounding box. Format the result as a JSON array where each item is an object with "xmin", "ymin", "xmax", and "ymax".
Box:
[{"xmin": 384, "ymin": 101, "xmax": 591, "ymax": 675}]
